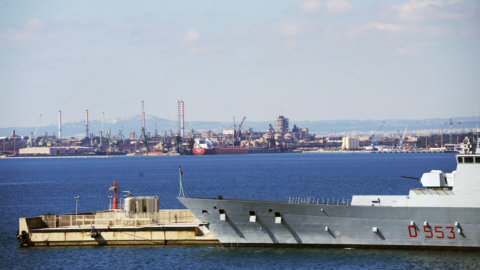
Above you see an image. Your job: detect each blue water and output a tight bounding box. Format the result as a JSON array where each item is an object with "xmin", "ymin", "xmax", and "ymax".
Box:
[{"xmin": 1, "ymin": 153, "xmax": 479, "ymax": 269}]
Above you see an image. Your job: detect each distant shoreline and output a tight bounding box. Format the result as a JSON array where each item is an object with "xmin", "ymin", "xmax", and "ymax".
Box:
[{"xmin": 1, "ymin": 151, "xmax": 455, "ymax": 159}]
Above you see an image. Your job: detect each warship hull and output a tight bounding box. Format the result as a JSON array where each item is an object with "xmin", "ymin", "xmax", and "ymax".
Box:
[{"xmin": 178, "ymin": 197, "xmax": 480, "ymax": 249}]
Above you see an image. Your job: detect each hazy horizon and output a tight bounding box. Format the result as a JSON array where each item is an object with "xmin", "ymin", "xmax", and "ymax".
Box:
[
  {"xmin": 1, "ymin": 0, "xmax": 479, "ymax": 127},
  {"xmin": 1, "ymin": 113, "xmax": 478, "ymax": 129}
]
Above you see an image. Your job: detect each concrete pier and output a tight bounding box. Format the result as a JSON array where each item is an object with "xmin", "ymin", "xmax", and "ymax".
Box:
[{"xmin": 17, "ymin": 210, "xmax": 219, "ymax": 247}]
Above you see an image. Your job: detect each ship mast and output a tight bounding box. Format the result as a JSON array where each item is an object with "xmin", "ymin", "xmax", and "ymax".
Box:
[{"xmin": 178, "ymin": 166, "xmax": 185, "ymax": 197}]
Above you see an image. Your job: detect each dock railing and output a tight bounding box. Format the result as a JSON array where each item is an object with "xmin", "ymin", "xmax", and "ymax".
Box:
[{"xmin": 42, "ymin": 210, "xmax": 198, "ymax": 229}]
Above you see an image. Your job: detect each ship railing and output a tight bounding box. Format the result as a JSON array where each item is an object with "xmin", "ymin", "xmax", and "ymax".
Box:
[{"xmin": 287, "ymin": 196, "xmax": 351, "ymax": 206}]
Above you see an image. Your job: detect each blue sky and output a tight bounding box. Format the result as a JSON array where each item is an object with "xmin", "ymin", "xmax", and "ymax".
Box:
[{"xmin": 1, "ymin": 0, "xmax": 479, "ymax": 127}]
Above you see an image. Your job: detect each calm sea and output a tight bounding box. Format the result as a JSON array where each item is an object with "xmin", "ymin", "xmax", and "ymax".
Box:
[{"xmin": 1, "ymin": 153, "xmax": 479, "ymax": 269}]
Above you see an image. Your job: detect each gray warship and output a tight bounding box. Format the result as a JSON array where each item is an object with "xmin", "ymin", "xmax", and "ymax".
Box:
[{"xmin": 179, "ymin": 140, "xmax": 480, "ymax": 249}]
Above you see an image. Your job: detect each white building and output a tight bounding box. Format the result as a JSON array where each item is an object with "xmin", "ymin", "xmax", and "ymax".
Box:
[
  {"xmin": 342, "ymin": 136, "xmax": 360, "ymax": 150},
  {"xmin": 222, "ymin": 129, "xmax": 234, "ymax": 135}
]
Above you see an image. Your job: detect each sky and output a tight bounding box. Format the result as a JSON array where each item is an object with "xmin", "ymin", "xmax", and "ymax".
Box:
[{"xmin": 0, "ymin": 0, "xmax": 479, "ymax": 127}]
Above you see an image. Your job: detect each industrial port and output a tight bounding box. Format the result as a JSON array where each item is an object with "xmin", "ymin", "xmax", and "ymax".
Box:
[{"xmin": 1, "ymin": 100, "xmax": 478, "ymax": 157}]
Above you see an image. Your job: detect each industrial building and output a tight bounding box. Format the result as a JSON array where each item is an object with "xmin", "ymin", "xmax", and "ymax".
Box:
[
  {"xmin": 276, "ymin": 115, "xmax": 289, "ymax": 134},
  {"xmin": 19, "ymin": 146, "xmax": 94, "ymax": 156},
  {"xmin": 292, "ymin": 125, "xmax": 310, "ymax": 140}
]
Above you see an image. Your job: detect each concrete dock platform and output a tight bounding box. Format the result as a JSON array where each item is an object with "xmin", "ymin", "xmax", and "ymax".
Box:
[{"xmin": 17, "ymin": 210, "xmax": 219, "ymax": 247}]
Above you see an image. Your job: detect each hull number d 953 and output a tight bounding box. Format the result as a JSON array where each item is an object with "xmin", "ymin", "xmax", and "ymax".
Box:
[{"xmin": 408, "ymin": 225, "xmax": 455, "ymax": 239}]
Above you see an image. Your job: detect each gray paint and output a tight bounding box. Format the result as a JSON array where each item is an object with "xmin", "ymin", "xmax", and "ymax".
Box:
[
  {"xmin": 179, "ymin": 197, "xmax": 480, "ymax": 248},
  {"xmin": 178, "ymin": 153, "xmax": 480, "ymax": 248}
]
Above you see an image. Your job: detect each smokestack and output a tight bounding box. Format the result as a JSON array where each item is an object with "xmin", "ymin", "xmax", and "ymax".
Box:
[
  {"xmin": 178, "ymin": 100, "xmax": 184, "ymax": 137},
  {"xmin": 85, "ymin": 109, "xmax": 89, "ymax": 139},
  {"xmin": 58, "ymin": 110, "xmax": 62, "ymax": 141},
  {"xmin": 102, "ymin": 112, "xmax": 105, "ymax": 134},
  {"xmin": 142, "ymin": 100, "xmax": 145, "ymax": 132},
  {"xmin": 181, "ymin": 101, "xmax": 184, "ymax": 138},
  {"xmin": 177, "ymin": 101, "xmax": 180, "ymax": 136}
]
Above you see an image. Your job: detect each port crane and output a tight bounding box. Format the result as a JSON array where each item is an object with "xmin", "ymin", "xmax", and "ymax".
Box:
[
  {"xmin": 268, "ymin": 124, "xmax": 275, "ymax": 134},
  {"xmin": 265, "ymin": 124, "xmax": 276, "ymax": 148},
  {"xmin": 106, "ymin": 129, "xmax": 120, "ymax": 152},
  {"xmin": 397, "ymin": 127, "xmax": 408, "ymax": 150},
  {"xmin": 234, "ymin": 116, "xmax": 246, "ymax": 146},
  {"xmin": 140, "ymin": 127, "xmax": 149, "ymax": 152},
  {"xmin": 448, "ymin": 119, "xmax": 462, "ymax": 143},
  {"xmin": 29, "ymin": 114, "xmax": 42, "ymax": 147}
]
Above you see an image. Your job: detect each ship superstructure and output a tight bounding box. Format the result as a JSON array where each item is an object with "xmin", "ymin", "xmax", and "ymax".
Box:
[
  {"xmin": 192, "ymin": 138, "xmax": 214, "ymax": 155},
  {"xmin": 192, "ymin": 138, "xmax": 249, "ymax": 155},
  {"xmin": 179, "ymin": 151, "xmax": 480, "ymax": 249}
]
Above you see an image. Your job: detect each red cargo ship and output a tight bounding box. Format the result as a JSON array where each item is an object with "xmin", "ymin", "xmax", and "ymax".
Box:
[{"xmin": 193, "ymin": 138, "xmax": 214, "ymax": 155}]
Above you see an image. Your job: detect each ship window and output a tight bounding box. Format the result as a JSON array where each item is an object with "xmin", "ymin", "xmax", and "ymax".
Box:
[
  {"xmin": 464, "ymin": 157, "xmax": 474, "ymax": 163},
  {"xmin": 475, "ymin": 157, "xmax": 480, "ymax": 164},
  {"xmin": 457, "ymin": 157, "xmax": 463, "ymax": 163},
  {"xmin": 249, "ymin": 211, "xmax": 255, "ymax": 216},
  {"xmin": 202, "ymin": 210, "xmax": 208, "ymax": 214}
]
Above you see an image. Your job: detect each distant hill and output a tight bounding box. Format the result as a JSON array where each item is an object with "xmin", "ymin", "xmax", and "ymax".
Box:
[{"xmin": 0, "ymin": 116, "xmax": 477, "ymax": 138}]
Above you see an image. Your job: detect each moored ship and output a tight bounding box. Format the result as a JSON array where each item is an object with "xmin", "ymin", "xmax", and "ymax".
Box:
[
  {"xmin": 193, "ymin": 138, "xmax": 248, "ymax": 155},
  {"xmin": 212, "ymin": 146, "xmax": 248, "ymax": 155},
  {"xmin": 192, "ymin": 138, "xmax": 215, "ymax": 155},
  {"xmin": 179, "ymin": 141, "xmax": 480, "ymax": 249}
]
